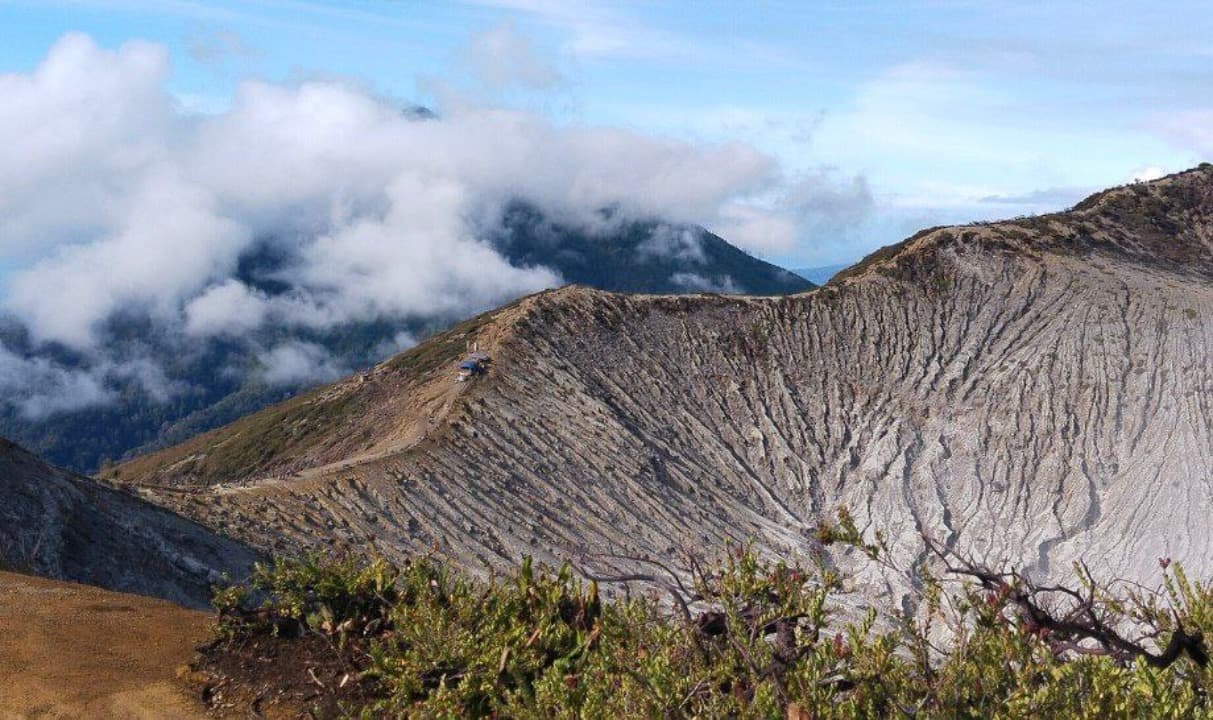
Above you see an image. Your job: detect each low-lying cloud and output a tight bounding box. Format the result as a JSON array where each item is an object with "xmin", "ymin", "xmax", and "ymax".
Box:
[
  {"xmin": 0, "ymin": 32, "xmax": 866, "ymax": 418},
  {"xmin": 0, "ymin": 346, "xmax": 113, "ymax": 419},
  {"xmin": 635, "ymin": 226, "xmax": 707, "ymax": 264},
  {"xmin": 256, "ymin": 341, "xmax": 345, "ymax": 387}
]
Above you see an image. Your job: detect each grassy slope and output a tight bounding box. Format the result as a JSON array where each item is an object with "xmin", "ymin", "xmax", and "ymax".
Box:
[{"xmin": 103, "ymin": 297, "xmax": 517, "ymax": 488}]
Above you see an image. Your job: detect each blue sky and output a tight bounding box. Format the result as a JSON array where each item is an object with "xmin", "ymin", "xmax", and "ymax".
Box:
[{"xmin": 2, "ymin": 0, "xmax": 1211, "ymax": 270}]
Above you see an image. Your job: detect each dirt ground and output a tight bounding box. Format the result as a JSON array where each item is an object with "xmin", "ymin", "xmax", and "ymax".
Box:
[
  {"xmin": 189, "ymin": 631, "xmax": 381, "ymax": 719},
  {"xmin": 0, "ymin": 571, "xmax": 211, "ymax": 720}
]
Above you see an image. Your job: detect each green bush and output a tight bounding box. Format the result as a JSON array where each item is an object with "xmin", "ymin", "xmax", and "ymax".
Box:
[
  {"xmin": 212, "ymin": 521, "xmax": 1213, "ymax": 719},
  {"xmin": 213, "ymin": 553, "xmax": 400, "ymax": 640}
]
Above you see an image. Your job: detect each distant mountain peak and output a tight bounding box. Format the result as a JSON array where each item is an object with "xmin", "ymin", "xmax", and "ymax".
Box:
[
  {"xmin": 401, "ymin": 105, "xmax": 438, "ymax": 121},
  {"xmin": 833, "ymin": 163, "xmax": 1213, "ymax": 286},
  {"xmin": 490, "ymin": 201, "xmax": 814, "ymax": 296}
]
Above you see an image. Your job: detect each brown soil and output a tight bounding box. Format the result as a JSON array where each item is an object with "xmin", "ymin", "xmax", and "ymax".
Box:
[
  {"xmin": 187, "ymin": 633, "xmax": 381, "ymax": 719},
  {"xmin": 0, "ymin": 571, "xmax": 211, "ymax": 719}
]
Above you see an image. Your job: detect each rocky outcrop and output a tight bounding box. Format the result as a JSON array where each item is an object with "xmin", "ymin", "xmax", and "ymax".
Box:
[
  {"xmin": 111, "ymin": 166, "xmax": 1213, "ymax": 592},
  {"xmin": 1, "ymin": 437, "xmax": 259, "ymax": 608}
]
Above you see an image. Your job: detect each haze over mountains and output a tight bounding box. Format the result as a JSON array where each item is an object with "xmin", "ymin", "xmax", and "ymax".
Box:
[
  {"xmin": 0, "ymin": 208, "xmax": 807, "ymax": 473},
  {"xmin": 791, "ymin": 263, "xmax": 849, "ymax": 285},
  {"xmin": 105, "ymin": 166, "xmax": 1212, "ymax": 593},
  {"xmin": 0, "ymin": 34, "xmax": 832, "ymax": 475},
  {"xmin": 0, "ymin": 36, "xmax": 825, "ymax": 473}
]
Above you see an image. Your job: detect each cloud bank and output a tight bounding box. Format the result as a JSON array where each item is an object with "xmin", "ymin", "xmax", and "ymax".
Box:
[{"xmin": 0, "ymin": 33, "xmax": 856, "ymax": 417}]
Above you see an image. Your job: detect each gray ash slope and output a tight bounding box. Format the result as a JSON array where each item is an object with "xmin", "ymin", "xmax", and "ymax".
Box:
[
  {"xmin": 1, "ymin": 437, "xmax": 259, "ymax": 608},
  {"xmin": 115, "ymin": 166, "xmax": 1213, "ymax": 588}
]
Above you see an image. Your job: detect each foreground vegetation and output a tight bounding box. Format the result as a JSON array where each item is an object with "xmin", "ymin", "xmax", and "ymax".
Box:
[{"xmin": 207, "ymin": 514, "xmax": 1213, "ymax": 718}]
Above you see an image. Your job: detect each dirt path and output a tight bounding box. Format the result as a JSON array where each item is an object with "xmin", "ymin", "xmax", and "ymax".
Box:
[{"xmin": 0, "ymin": 571, "xmax": 211, "ymax": 720}]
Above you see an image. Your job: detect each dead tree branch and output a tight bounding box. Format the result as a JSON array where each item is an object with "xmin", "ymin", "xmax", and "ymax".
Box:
[{"xmin": 924, "ymin": 537, "xmax": 1208, "ymax": 669}]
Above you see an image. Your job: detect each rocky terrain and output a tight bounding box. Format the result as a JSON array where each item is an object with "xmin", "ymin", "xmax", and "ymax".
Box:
[
  {"xmin": 1, "ymin": 437, "xmax": 259, "ymax": 607},
  {"xmin": 107, "ymin": 166, "xmax": 1213, "ymax": 594}
]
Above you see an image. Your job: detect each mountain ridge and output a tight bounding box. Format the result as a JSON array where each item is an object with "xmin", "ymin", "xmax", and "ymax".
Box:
[
  {"xmin": 1, "ymin": 435, "xmax": 259, "ymax": 607},
  {"xmin": 106, "ymin": 166, "xmax": 1213, "ymax": 591},
  {"xmin": 832, "ymin": 163, "xmax": 1213, "ymax": 285},
  {"xmin": 1, "ymin": 209, "xmax": 810, "ymax": 474}
]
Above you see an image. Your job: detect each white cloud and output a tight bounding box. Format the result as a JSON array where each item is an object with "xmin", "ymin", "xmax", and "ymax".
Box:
[
  {"xmin": 109, "ymin": 357, "xmax": 187, "ymax": 403},
  {"xmin": 710, "ymin": 204, "xmax": 798, "ymax": 255},
  {"xmin": 373, "ymin": 331, "xmax": 417, "ymax": 359},
  {"xmin": 0, "ymin": 34, "xmax": 784, "ymax": 350},
  {"xmin": 1129, "ymin": 165, "xmax": 1167, "ymax": 182},
  {"xmin": 0, "ymin": 344, "xmax": 114, "ymax": 419},
  {"xmin": 635, "ymin": 226, "xmax": 706, "ymax": 264},
  {"xmin": 256, "ymin": 341, "xmax": 344, "ymax": 386},
  {"xmin": 782, "ymin": 171, "xmax": 873, "ymax": 226},
  {"xmin": 978, "ymin": 187, "xmax": 1093, "ymax": 207},
  {"xmin": 465, "ymin": 21, "xmax": 563, "ymax": 90},
  {"xmin": 466, "ymin": 0, "xmax": 706, "ymax": 62},
  {"xmin": 0, "ymin": 33, "xmax": 173, "ymax": 261},
  {"xmin": 7, "ymin": 169, "xmax": 248, "ymax": 347},
  {"xmin": 810, "ymin": 60, "xmax": 1197, "ymax": 227},
  {"xmin": 0, "ymin": 32, "xmax": 860, "ymax": 417},
  {"xmin": 706, "ymin": 170, "xmax": 872, "ymax": 256},
  {"xmin": 669, "ymin": 272, "xmax": 740, "ymax": 294},
  {"xmin": 186, "ymin": 28, "xmax": 258, "ymax": 69},
  {"xmin": 185, "ymin": 280, "xmax": 269, "ymax": 337}
]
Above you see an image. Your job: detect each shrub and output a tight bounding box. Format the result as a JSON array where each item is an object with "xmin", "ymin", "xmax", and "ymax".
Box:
[
  {"xmin": 209, "ymin": 522, "xmax": 1213, "ymax": 718},
  {"xmin": 213, "ymin": 553, "xmax": 400, "ymax": 640}
]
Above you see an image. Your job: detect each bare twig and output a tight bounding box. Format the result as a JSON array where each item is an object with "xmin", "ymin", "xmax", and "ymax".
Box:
[{"xmin": 923, "ymin": 536, "xmax": 1208, "ymax": 669}]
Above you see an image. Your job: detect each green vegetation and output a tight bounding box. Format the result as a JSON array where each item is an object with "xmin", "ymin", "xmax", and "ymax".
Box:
[
  {"xmin": 828, "ymin": 227, "xmax": 949, "ymax": 285},
  {"xmin": 209, "ymin": 515, "xmax": 1213, "ymax": 718},
  {"xmin": 105, "ymin": 302, "xmax": 504, "ymax": 486},
  {"xmin": 99, "ymin": 383, "xmax": 362, "ymax": 486},
  {"xmin": 196, "ymin": 390, "xmax": 360, "ymax": 482},
  {"xmin": 386, "ymin": 303, "xmax": 506, "ymax": 374}
]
